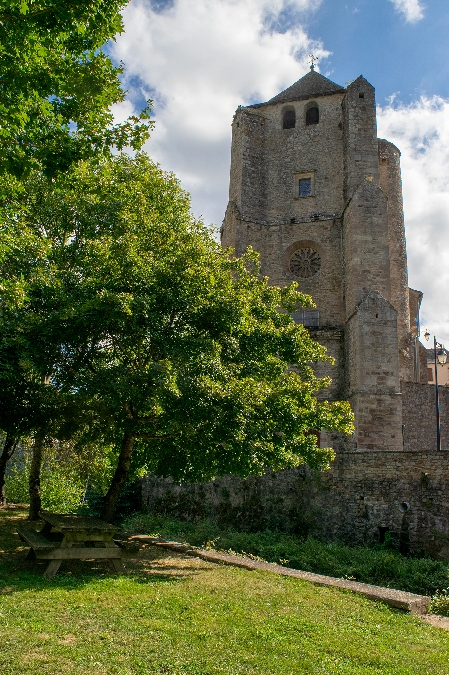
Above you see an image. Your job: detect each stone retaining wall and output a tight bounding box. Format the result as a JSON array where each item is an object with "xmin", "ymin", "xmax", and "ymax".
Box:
[{"xmin": 142, "ymin": 382, "xmax": 449, "ymax": 558}]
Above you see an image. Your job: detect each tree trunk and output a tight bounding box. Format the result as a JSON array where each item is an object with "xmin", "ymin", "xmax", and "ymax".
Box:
[
  {"xmin": 101, "ymin": 430, "xmax": 135, "ymax": 523},
  {"xmin": 28, "ymin": 431, "xmax": 45, "ymax": 520},
  {"xmin": 0, "ymin": 433, "xmax": 17, "ymax": 507}
]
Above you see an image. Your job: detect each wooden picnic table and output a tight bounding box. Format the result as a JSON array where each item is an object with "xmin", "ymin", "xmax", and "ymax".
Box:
[{"xmin": 17, "ymin": 512, "xmax": 140, "ymax": 578}]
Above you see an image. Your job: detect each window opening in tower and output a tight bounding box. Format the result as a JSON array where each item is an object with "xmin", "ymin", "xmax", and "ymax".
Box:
[
  {"xmin": 306, "ymin": 106, "xmax": 319, "ymax": 125},
  {"xmin": 299, "ymin": 178, "xmax": 312, "ymax": 197},
  {"xmin": 283, "ymin": 109, "xmax": 296, "ymax": 129}
]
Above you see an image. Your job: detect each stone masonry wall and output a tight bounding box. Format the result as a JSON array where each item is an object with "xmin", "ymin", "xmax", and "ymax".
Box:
[
  {"xmin": 214, "ymin": 73, "xmax": 446, "ymax": 556},
  {"xmin": 345, "ymin": 292, "xmax": 403, "ymax": 452},
  {"xmin": 378, "ymin": 139, "xmax": 412, "ymax": 382},
  {"xmin": 343, "ymin": 77, "xmax": 379, "ymax": 201},
  {"xmin": 343, "ymin": 181, "xmax": 392, "ymax": 312},
  {"xmin": 142, "ymin": 383, "xmax": 449, "ymax": 558},
  {"xmin": 402, "ymin": 381, "xmax": 449, "ymax": 452},
  {"xmin": 142, "ymin": 447, "xmax": 449, "ymax": 558},
  {"xmin": 243, "ymin": 218, "xmax": 345, "ymax": 327}
]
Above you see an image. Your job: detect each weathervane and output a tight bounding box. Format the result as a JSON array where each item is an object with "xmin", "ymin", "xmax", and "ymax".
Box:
[{"xmin": 308, "ymin": 54, "xmax": 318, "ymax": 71}]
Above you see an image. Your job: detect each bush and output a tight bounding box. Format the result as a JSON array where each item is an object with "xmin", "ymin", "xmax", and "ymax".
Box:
[
  {"xmin": 429, "ymin": 589, "xmax": 449, "ymax": 616},
  {"xmin": 123, "ymin": 513, "xmax": 449, "ymax": 598},
  {"xmin": 4, "ymin": 441, "xmax": 113, "ymax": 513},
  {"xmin": 5, "ymin": 451, "xmax": 85, "ymax": 512}
]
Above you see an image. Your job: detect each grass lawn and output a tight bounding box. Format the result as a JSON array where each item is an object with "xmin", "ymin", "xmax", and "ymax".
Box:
[{"xmin": 1, "ymin": 507, "xmax": 449, "ymax": 675}]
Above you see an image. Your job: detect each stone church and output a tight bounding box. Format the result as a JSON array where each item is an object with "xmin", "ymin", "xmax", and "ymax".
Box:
[
  {"xmin": 143, "ymin": 69, "xmax": 449, "ymax": 556},
  {"xmin": 222, "ymin": 65, "xmax": 424, "ymax": 454}
]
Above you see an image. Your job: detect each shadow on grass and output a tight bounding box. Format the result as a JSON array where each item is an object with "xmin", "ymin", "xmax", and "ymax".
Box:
[{"xmin": 0, "ymin": 553, "xmax": 194, "ymax": 592}]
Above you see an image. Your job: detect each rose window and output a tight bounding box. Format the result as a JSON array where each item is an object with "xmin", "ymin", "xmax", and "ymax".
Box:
[{"xmin": 289, "ymin": 248, "xmax": 321, "ymax": 278}]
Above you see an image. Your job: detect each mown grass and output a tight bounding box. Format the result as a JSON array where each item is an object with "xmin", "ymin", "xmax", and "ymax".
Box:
[
  {"xmin": 1, "ymin": 506, "xmax": 449, "ymax": 675},
  {"xmin": 123, "ymin": 513, "xmax": 449, "ymax": 598}
]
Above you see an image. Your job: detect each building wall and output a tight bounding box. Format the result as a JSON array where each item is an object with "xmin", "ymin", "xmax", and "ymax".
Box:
[
  {"xmin": 346, "ymin": 292, "xmax": 403, "ymax": 451},
  {"xmin": 147, "ymin": 73, "xmax": 449, "ymax": 556},
  {"xmin": 427, "ymin": 358, "xmax": 449, "ymax": 386},
  {"xmin": 142, "ymin": 451, "xmax": 449, "ymax": 558},
  {"xmin": 379, "ymin": 139, "xmax": 412, "ymax": 382},
  {"xmin": 342, "ymin": 77, "xmax": 379, "ymax": 200},
  {"xmin": 224, "ymin": 96, "xmax": 347, "ymax": 322},
  {"xmin": 228, "ymin": 94, "xmax": 346, "ymax": 226},
  {"xmin": 402, "ymin": 381, "xmax": 449, "ymax": 452},
  {"xmin": 142, "ymin": 384, "xmax": 449, "ymax": 557},
  {"xmin": 343, "ymin": 182, "xmax": 392, "ymax": 312},
  {"xmin": 223, "ymin": 76, "xmax": 412, "ymax": 450}
]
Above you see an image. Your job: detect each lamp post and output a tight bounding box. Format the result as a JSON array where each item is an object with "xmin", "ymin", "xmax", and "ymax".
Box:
[{"xmin": 425, "ymin": 331, "xmax": 447, "ymax": 451}]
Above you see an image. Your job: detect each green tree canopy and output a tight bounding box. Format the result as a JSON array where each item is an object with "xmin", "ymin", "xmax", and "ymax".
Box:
[
  {"xmin": 0, "ymin": 0, "xmax": 151, "ymax": 179},
  {"xmin": 0, "ymin": 153, "xmax": 354, "ymax": 520}
]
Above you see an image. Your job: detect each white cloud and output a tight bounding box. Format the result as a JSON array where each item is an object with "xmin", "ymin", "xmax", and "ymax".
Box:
[
  {"xmin": 378, "ymin": 97, "xmax": 449, "ymax": 342},
  {"xmin": 111, "ymin": 0, "xmax": 447, "ymax": 338},
  {"xmin": 388, "ymin": 0, "xmax": 425, "ymax": 23},
  {"xmin": 111, "ymin": 0, "xmax": 327, "ymax": 226}
]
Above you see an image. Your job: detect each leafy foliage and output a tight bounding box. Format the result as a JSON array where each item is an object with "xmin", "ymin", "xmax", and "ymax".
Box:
[
  {"xmin": 430, "ymin": 589, "xmax": 449, "ymax": 617},
  {"xmin": 0, "ymin": 152, "xmax": 353, "ymax": 519},
  {"xmin": 5, "ymin": 437, "xmax": 114, "ymax": 511},
  {"xmin": 0, "ymin": 0, "xmax": 151, "ymax": 180}
]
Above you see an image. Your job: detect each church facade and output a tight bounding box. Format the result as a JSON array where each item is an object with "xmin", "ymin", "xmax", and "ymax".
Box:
[
  {"xmin": 221, "ymin": 68, "xmax": 424, "ymax": 453},
  {"xmin": 143, "ymin": 70, "xmax": 449, "ymax": 556}
]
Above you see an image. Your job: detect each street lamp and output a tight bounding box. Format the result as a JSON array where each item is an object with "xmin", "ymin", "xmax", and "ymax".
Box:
[
  {"xmin": 438, "ymin": 349, "xmax": 447, "ymax": 366},
  {"xmin": 424, "ymin": 331, "xmax": 446, "ymax": 451}
]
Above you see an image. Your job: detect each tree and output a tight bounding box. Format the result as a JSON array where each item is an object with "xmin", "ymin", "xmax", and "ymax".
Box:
[
  {"xmin": 0, "ymin": 0, "xmax": 152, "ymax": 510},
  {"xmin": 0, "ymin": 349, "xmax": 44, "ymax": 508},
  {"xmin": 0, "ymin": 225, "xmax": 53, "ymax": 509},
  {"xmin": 2, "ymin": 153, "xmax": 354, "ymax": 521},
  {"xmin": 0, "ymin": 434, "xmax": 17, "ymax": 506},
  {"xmin": 0, "ymin": 335, "xmax": 81, "ymax": 515},
  {"xmin": 0, "ymin": 206, "xmax": 110, "ymax": 515},
  {"xmin": 0, "ymin": 0, "xmax": 151, "ymax": 180}
]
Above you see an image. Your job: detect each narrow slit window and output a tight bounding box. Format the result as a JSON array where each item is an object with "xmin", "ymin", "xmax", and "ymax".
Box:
[
  {"xmin": 283, "ymin": 109, "xmax": 296, "ymax": 129},
  {"xmin": 306, "ymin": 106, "xmax": 319, "ymax": 126},
  {"xmin": 299, "ymin": 178, "xmax": 312, "ymax": 197},
  {"xmin": 378, "ymin": 527, "xmax": 389, "ymax": 544}
]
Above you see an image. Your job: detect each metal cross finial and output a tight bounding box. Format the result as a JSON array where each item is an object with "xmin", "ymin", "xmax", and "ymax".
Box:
[{"xmin": 308, "ymin": 54, "xmax": 318, "ymax": 71}]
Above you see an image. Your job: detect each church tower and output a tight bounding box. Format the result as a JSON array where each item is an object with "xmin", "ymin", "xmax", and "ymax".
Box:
[{"xmin": 222, "ymin": 67, "xmax": 418, "ymax": 452}]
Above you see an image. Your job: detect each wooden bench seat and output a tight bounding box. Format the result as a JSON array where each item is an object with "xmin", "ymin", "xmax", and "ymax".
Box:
[{"xmin": 17, "ymin": 526, "xmax": 54, "ymax": 551}]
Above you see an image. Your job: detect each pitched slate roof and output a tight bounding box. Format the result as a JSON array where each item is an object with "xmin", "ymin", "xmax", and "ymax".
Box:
[{"xmin": 251, "ymin": 70, "xmax": 344, "ymax": 108}]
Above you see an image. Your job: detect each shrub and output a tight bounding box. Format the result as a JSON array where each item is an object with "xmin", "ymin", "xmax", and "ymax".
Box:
[
  {"xmin": 5, "ymin": 450, "xmax": 85, "ymax": 512},
  {"xmin": 5, "ymin": 441, "xmax": 113, "ymax": 513},
  {"xmin": 429, "ymin": 589, "xmax": 449, "ymax": 616}
]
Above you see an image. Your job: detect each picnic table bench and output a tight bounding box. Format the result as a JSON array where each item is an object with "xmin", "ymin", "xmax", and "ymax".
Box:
[{"xmin": 17, "ymin": 512, "xmax": 141, "ymax": 578}]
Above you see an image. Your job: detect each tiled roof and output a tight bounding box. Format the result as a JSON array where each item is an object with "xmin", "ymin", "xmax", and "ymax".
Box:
[{"xmin": 251, "ymin": 70, "xmax": 344, "ymax": 108}]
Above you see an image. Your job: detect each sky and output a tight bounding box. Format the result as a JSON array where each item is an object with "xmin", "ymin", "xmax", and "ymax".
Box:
[{"xmin": 109, "ymin": 0, "xmax": 449, "ymax": 342}]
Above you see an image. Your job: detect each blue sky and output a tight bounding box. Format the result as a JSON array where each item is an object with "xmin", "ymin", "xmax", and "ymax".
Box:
[
  {"xmin": 110, "ymin": 0, "xmax": 449, "ymax": 341},
  {"xmin": 307, "ymin": 1, "xmax": 449, "ymax": 105}
]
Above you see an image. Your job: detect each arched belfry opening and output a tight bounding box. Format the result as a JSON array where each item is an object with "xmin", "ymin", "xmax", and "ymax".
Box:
[
  {"xmin": 283, "ymin": 108, "xmax": 296, "ymax": 129},
  {"xmin": 306, "ymin": 103, "xmax": 319, "ymax": 126}
]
